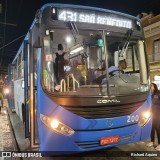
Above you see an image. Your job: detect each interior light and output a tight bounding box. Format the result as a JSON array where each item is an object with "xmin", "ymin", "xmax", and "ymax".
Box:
[
  {"xmin": 107, "ymin": 32, "xmax": 110, "ymax": 35},
  {"xmin": 66, "ymin": 36, "xmax": 72, "ymax": 43},
  {"xmin": 50, "ymin": 30, "xmax": 54, "ymax": 33},
  {"xmin": 70, "ymin": 47, "xmax": 84, "ymax": 54},
  {"xmin": 45, "ymin": 30, "xmax": 49, "ymax": 35},
  {"xmin": 154, "ymin": 75, "xmax": 160, "ymax": 81}
]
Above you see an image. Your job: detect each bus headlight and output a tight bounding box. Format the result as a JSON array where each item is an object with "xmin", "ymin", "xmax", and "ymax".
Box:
[
  {"xmin": 138, "ymin": 111, "xmax": 151, "ymax": 127},
  {"xmin": 51, "ymin": 119, "xmax": 59, "ymax": 129},
  {"xmin": 143, "ymin": 111, "xmax": 151, "ymax": 119},
  {"xmin": 40, "ymin": 114, "xmax": 75, "ymax": 136}
]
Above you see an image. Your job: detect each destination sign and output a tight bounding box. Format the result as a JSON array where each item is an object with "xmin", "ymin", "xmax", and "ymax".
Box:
[{"xmin": 57, "ymin": 9, "xmax": 132, "ymax": 29}]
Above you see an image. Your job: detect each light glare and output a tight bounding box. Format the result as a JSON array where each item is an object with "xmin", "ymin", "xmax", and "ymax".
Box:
[
  {"xmin": 51, "ymin": 119, "xmax": 59, "ymax": 129},
  {"xmin": 144, "ymin": 111, "xmax": 151, "ymax": 119},
  {"xmin": 4, "ymin": 88, "xmax": 9, "ymax": 94}
]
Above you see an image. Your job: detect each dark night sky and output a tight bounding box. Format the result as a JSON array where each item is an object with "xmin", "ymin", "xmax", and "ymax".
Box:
[{"xmin": 0, "ymin": 0, "xmax": 160, "ymax": 67}]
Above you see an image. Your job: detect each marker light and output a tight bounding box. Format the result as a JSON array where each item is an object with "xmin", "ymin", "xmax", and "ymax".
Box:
[
  {"xmin": 40, "ymin": 114, "xmax": 74, "ymax": 136},
  {"xmin": 138, "ymin": 110, "xmax": 151, "ymax": 127}
]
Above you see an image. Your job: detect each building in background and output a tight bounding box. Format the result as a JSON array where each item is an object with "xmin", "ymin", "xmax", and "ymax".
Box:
[{"xmin": 141, "ymin": 13, "xmax": 160, "ymax": 88}]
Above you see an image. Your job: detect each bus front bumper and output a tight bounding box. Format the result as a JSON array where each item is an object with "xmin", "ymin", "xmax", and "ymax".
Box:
[{"xmin": 39, "ymin": 119, "xmax": 151, "ymax": 154}]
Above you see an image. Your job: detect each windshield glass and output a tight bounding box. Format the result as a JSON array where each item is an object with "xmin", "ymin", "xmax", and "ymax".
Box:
[
  {"xmin": 42, "ymin": 28, "xmax": 149, "ymax": 96},
  {"xmin": 105, "ymin": 32, "xmax": 149, "ymax": 95}
]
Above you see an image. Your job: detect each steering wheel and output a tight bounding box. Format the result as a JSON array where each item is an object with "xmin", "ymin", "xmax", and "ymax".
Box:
[{"xmin": 109, "ymin": 69, "xmax": 124, "ymax": 76}]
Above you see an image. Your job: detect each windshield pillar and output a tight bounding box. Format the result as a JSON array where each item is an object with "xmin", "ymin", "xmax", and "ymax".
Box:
[{"xmin": 103, "ymin": 31, "xmax": 109, "ymax": 96}]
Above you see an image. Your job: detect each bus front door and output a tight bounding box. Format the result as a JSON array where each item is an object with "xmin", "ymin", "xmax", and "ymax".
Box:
[
  {"xmin": 24, "ymin": 39, "xmax": 39, "ymax": 148},
  {"xmin": 29, "ymin": 44, "xmax": 39, "ymax": 149}
]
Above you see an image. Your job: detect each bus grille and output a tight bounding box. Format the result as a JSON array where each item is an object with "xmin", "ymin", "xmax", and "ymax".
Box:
[{"xmin": 62, "ymin": 101, "xmax": 144, "ymax": 119}]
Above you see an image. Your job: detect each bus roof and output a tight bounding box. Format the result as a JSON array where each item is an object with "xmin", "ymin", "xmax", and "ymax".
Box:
[{"xmin": 41, "ymin": 3, "xmax": 139, "ymax": 21}]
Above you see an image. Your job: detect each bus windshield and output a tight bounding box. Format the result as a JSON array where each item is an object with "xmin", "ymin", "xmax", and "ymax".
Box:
[{"xmin": 42, "ymin": 28, "xmax": 149, "ymax": 96}]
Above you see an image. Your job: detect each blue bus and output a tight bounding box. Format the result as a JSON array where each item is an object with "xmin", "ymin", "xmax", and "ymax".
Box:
[{"xmin": 8, "ymin": 3, "xmax": 151, "ymax": 153}]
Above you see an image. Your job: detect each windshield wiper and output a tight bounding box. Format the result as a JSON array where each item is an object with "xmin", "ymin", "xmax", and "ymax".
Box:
[
  {"xmin": 69, "ymin": 22, "xmax": 79, "ymax": 44},
  {"xmin": 120, "ymin": 29, "xmax": 133, "ymax": 57}
]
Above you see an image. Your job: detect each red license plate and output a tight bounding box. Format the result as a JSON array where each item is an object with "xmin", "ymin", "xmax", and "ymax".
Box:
[{"xmin": 100, "ymin": 136, "xmax": 119, "ymax": 145}]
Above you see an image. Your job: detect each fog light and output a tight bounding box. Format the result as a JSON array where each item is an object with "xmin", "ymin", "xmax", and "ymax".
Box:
[
  {"xmin": 138, "ymin": 111, "xmax": 151, "ymax": 127},
  {"xmin": 40, "ymin": 114, "xmax": 74, "ymax": 136}
]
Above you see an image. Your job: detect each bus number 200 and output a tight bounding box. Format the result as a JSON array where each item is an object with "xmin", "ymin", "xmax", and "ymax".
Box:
[{"xmin": 127, "ymin": 115, "xmax": 139, "ymax": 123}]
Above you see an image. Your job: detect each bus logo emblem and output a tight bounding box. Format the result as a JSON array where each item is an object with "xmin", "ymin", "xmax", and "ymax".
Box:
[
  {"xmin": 97, "ymin": 99, "xmax": 120, "ymax": 103},
  {"xmin": 106, "ymin": 120, "xmax": 114, "ymax": 127}
]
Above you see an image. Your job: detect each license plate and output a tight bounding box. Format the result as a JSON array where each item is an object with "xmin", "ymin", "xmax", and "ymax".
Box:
[{"xmin": 100, "ymin": 136, "xmax": 119, "ymax": 145}]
